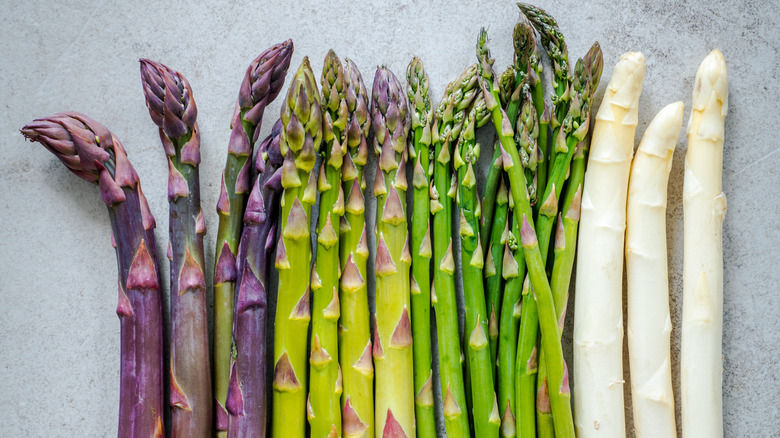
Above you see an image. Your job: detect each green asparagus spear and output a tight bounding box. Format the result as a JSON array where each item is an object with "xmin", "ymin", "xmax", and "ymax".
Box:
[
  {"xmin": 484, "ymin": 168, "xmax": 510, "ymax": 366},
  {"xmin": 371, "ymin": 66, "xmax": 414, "ymax": 438},
  {"xmin": 405, "ymin": 56, "xmax": 437, "ymax": 438},
  {"xmin": 308, "ymin": 50, "xmax": 347, "ymax": 438},
  {"xmin": 431, "ymin": 65, "xmax": 480, "ymax": 438},
  {"xmin": 273, "ymin": 57, "xmax": 321, "ymax": 438},
  {"xmin": 477, "ymin": 28, "xmax": 575, "ymax": 438},
  {"xmin": 339, "ymin": 58, "xmax": 374, "ymax": 438}
]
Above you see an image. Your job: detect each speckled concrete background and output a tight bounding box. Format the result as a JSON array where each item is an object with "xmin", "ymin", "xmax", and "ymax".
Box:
[{"xmin": 1, "ymin": 0, "xmax": 778, "ymax": 436}]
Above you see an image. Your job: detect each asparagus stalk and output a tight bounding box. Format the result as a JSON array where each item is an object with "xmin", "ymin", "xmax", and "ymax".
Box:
[
  {"xmin": 139, "ymin": 59, "xmax": 211, "ymax": 437},
  {"xmin": 307, "ymin": 50, "xmax": 347, "ymax": 438},
  {"xmin": 497, "ymin": 89, "xmax": 537, "ymax": 438},
  {"xmin": 22, "ymin": 113, "xmax": 165, "ymax": 437},
  {"xmin": 339, "ymin": 58, "xmax": 374, "ymax": 438},
  {"xmin": 215, "ymin": 41, "xmax": 293, "ymax": 433},
  {"xmin": 273, "ymin": 57, "xmax": 321, "ymax": 438},
  {"xmin": 514, "ymin": 272, "xmax": 537, "ymax": 438},
  {"xmin": 484, "ymin": 167, "xmax": 510, "ymax": 367},
  {"xmin": 455, "ymin": 96, "xmax": 500, "ymax": 438},
  {"xmin": 405, "ymin": 56, "xmax": 437, "ymax": 438},
  {"xmin": 370, "ymin": 66, "xmax": 414, "ymax": 438},
  {"xmin": 573, "ymin": 52, "xmax": 646, "ymax": 438},
  {"xmin": 431, "ymin": 65, "xmax": 479, "ymax": 438},
  {"xmin": 227, "ymin": 121, "xmax": 284, "ymax": 437},
  {"xmin": 477, "ymin": 28, "xmax": 575, "ymax": 438},
  {"xmin": 626, "ymin": 102, "xmax": 683, "ymax": 438},
  {"xmin": 681, "ymin": 49, "xmax": 728, "ymax": 438}
]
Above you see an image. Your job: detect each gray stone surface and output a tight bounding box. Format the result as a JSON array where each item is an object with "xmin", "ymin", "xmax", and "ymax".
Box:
[{"xmin": 1, "ymin": 0, "xmax": 778, "ymax": 436}]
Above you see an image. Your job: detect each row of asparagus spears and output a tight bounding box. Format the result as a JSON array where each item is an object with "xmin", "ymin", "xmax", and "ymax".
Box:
[{"xmin": 20, "ymin": 3, "xmax": 612, "ymax": 437}]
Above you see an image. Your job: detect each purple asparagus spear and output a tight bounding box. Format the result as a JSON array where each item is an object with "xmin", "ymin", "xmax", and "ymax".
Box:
[
  {"xmin": 214, "ymin": 41, "xmax": 293, "ymax": 434},
  {"xmin": 226, "ymin": 119, "xmax": 284, "ymax": 437},
  {"xmin": 21, "ymin": 113, "xmax": 165, "ymax": 437},
  {"xmin": 139, "ymin": 59, "xmax": 212, "ymax": 436}
]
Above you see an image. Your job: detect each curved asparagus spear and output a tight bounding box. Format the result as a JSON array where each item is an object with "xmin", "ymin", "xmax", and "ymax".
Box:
[
  {"xmin": 405, "ymin": 56, "xmax": 437, "ymax": 438},
  {"xmin": 431, "ymin": 65, "xmax": 479, "ymax": 438},
  {"xmin": 214, "ymin": 41, "xmax": 293, "ymax": 433},
  {"xmin": 573, "ymin": 52, "xmax": 645, "ymax": 438},
  {"xmin": 456, "ymin": 97, "xmax": 500, "ymax": 438},
  {"xmin": 22, "ymin": 113, "xmax": 165, "ymax": 437},
  {"xmin": 225, "ymin": 122, "xmax": 284, "ymax": 437},
  {"xmin": 308, "ymin": 50, "xmax": 347, "ymax": 438},
  {"xmin": 338, "ymin": 58, "xmax": 374, "ymax": 438},
  {"xmin": 627, "ymin": 102, "xmax": 683, "ymax": 438},
  {"xmin": 681, "ymin": 49, "xmax": 728, "ymax": 438},
  {"xmin": 273, "ymin": 57, "xmax": 321, "ymax": 438},
  {"xmin": 139, "ymin": 59, "xmax": 211, "ymax": 437},
  {"xmin": 477, "ymin": 28, "xmax": 575, "ymax": 438},
  {"xmin": 371, "ymin": 66, "xmax": 414, "ymax": 438}
]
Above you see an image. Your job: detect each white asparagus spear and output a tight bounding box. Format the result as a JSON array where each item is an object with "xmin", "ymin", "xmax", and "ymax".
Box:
[
  {"xmin": 573, "ymin": 52, "xmax": 645, "ymax": 438},
  {"xmin": 681, "ymin": 49, "xmax": 728, "ymax": 438},
  {"xmin": 626, "ymin": 102, "xmax": 684, "ymax": 438}
]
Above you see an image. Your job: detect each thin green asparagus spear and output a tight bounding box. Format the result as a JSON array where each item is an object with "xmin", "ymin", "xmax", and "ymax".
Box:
[
  {"xmin": 405, "ymin": 57, "xmax": 437, "ymax": 438},
  {"xmin": 515, "ymin": 272, "xmax": 537, "ymax": 438},
  {"xmin": 339, "ymin": 58, "xmax": 374, "ymax": 438},
  {"xmin": 456, "ymin": 97, "xmax": 500, "ymax": 438},
  {"xmin": 215, "ymin": 42, "xmax": 292, "ymax": 433},
  {"xmin": 431, "ymin": 65, "xmax": 479, "ymax": 438},
  {"xmin": 477, "ymin": 28, "xmax": 575, "ymax": 438},
  {"xmin": 309, "ymin": 50, "xmax": 347, "ymax": 438},
  {"xmin": 484, "ymin": 170, "xmax": 509, "ymax": 367},
  {"xmin": 273, "ymin": 57, "xmax": 321, "ymax": 438},
  {"xmin": 371, "ymin": 66, "xmax": 414, "ymax": 438}
]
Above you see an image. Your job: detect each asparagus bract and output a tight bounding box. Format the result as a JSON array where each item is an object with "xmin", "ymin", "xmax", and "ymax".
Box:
[
  {"xmin": 456, "ymin": 97, "xmax": 500, "ymax": 438},
  {"xmin": 140, "ymin": 59, "xmax": 211, "ymax": 437},
  {"xmin": 226, "ymin": 122, "xmax": 284, "ymax": 437},
  {"xmin": 273, "ymin": 57, "xmax": 321, "ymax": 438},
  {"xmin": 477, "ymin": 29, "xmax": 575, "ymax": 438},
  {"xmin": 681, "ymin": 50, "xmax": 728, "ymax": 438},
  {"xmin": 308, "ymin": 50, "xmax": 347, "ymax": 438},
  {"xmin": 406, "ymin": 57, "xmax": 437, "ymax": 438},
  {"xmin": 626, "ymin": 102, "xmax": 683, "ymax": 438},
  {"xmin": 338, "ymin": 58, "xmax": 375, "ymax": 438},
  {"xmin": 573, "ymin": 52, "xmax": 645, "ymax": 438},
  {"xmin": 215, "ymin": 41, "xmax": 293, "ymax": 434},
  {"xmin": 22, "ymin": 113, "xmax": 165, "ymax": 437},
  {"xmin": 431, "ymin": 65, "xmax": 479, "ymax": 438},
  {"xmin": 371, "ymin": 66, "xmax": 414, "ymax": 438}
]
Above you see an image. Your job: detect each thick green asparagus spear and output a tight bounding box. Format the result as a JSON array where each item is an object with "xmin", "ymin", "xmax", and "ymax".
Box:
[
  {"xmin": 273, "ymin": 57, "xmax": 321, "ymax": 438},
  {"xmin": 139, "ymin": 59, "xmax": 212, "ymax": 437},
  {"xmin": 214, "ymin": 41, "xmax": 292, "ymax": 433},
  {"xmin": 405, "ymin": 57, "xmax": 437, "ymax": 438},
  {"xmin": 431, "ymin": 65, "xmax": 479, "ymax": 438},
  {"xmin": 23, "ymin": 113, "xmax": 165, "ymax": 437},
  {"xmin": 456, "ymin": 97, "xmax": 501, "ymax": 438},
  {"xmin": 370, "ymin": 66, "xmax": 414, "ymax": 438},
  {"xmin": 477, "ymin": 28, "xmax": 575, "ymax": 438},
  {"xmin": 309, "ymin": 50, "xmax": 347, "ymax": 438},
  {"xmin": 339, "ymin": 58, "xmax": 374, "ymax": 438}
]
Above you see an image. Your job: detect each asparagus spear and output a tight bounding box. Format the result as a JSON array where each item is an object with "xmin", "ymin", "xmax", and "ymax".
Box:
[
  {"xmin": 370, "ymin": 66, "xmax": 414, "ymax": 438},
  {"xmin": 139, "ymin": 59, "xmax": 211, "ymax": 437},
  {"xmin": 338, "ymin": 58, "xmax": 374, "ymax": 438},
  {"xmin": 681, "ymin": 49, "xmax": 728, "ymax": 438},
  {"xmin": 477, "ymin": 28, "xmax": 575, "ymax": 438},
  {"xmin": 225, "ymin": 121, "xmax": 284, "ymax": 437},
  {"xmin": 573, "ymin": 52, "xmax": 646, "ymax": 438},
  {"xmin": 497, "ymin": 89, "xmax": 537, "ymax": 438},
  {"xmin": 455, "ymin": 95, "xmax": 500, "ymax": 438},
  {"xmin": 22, "ymin": 113, "xmax": 165, "ymax": 437},
  {"xmin": 627, "ymin": 102, "xmax": 683, "ymax": 438},
  {"xmin": 484, "ymin": 165, "xmax": 510, "ymax": 367},
  {"xmin": 431, "ymin": 64, "xmax": 479, "ymax": 438},
  {"xmin": 215, "ymin": 41, "xmax": 293, "ymax": 434},
  {"xmin": 405, "ymin": 56, "xmax": 437, "ymax": 438},
  {"xmin": 308, "ymin": 50, "xmax": 347, "ymax": 438},
  {"xmin": 273, "ymin": 57, "xmax": 321, "ymax": 438}
]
